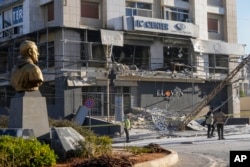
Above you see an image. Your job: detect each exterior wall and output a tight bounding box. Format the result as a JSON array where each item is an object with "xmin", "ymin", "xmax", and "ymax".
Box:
[
  {"xmin": 138, "ymin": 81, "xmax": 228, "ymax": 113},
  {"xmin": 192, "ymin": 0, "xmax": 208, "ymax": 78},
  {"xmin": 25, "ymin": 0, "xmax": 45, "ymax": 33},
  {"xmin": 240, "ymin": 97, "xmax": 250, "ymax": 118},
  {"xmin": 223, "ymin": 0, "xmax": 237, "ymax": 43},
  {"xmin": 192, "ymin": 0, "xmax": 208, "ymax": 39},
  {"xmin": 62, "ymin": 0, "xmax": 81, "ymax": 28},
  {"xmin": 104, "ymin": 0, "xmax": 124, "ymax": 30},
  {"xmin": 150, "ymin": 40, "xmax": 163, "ymax": 70},
  {"xmin": 223, "ymin": 0, "xmax": 239, "ymax": 116}
]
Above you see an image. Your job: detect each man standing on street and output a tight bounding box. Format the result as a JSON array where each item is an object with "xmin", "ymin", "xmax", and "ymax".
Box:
[
  {"xmin": 214, "ymin": 108, "xmax": 226, "ymax": 140},
  {"xmin": 124, "ymin": 115, "xmax": 131, "ymax": 143},
  {"xmin": 206, "ymin": 106, "xmax": 215, "ymax": 138}
]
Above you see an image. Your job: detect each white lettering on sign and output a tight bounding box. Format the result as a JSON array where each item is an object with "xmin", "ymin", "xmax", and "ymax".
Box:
[
  {"xmin": 234, "ymin": 155, "xmax": 247, "ymax": 162},
  {"xmin": 13, "ymin": 6, "xmax": 23, "ymax": 24}
]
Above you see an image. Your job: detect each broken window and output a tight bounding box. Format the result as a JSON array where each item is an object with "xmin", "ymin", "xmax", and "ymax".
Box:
[
  {"xmin": 163, "ymin": 46, "xmax": 190, "ymax": 72},
  {"xmin": 112, "ymin": 45, "xmax": 150, "ymax": 70},
  {"xmin": 80, "ymin": 30, "xmax": 104, "ymax": 67}
]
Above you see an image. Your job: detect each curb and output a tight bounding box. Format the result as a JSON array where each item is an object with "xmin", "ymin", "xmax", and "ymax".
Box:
[{"xmin": 134, "ymin": 149, "xmax": 178, "ymax": 167}]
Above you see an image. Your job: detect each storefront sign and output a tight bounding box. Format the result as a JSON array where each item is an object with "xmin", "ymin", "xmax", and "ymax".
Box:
[
  {"xmin": 134, "ymin": 20, "xmax": 168, "ymax": 30},
  {"xmin": 101, "ymin": 29, "xmax": 124, "ymax": 46},
  {"xmin": 13, "ymin": 6, "xmax": 23, "ymax": 24},
  {"xmin": 0, "ymin": 5, "xmax": 23, "ymax": 39},
  {"xmin": 131, "ymin": 16, "xmax": 194, "ymax": 37}
]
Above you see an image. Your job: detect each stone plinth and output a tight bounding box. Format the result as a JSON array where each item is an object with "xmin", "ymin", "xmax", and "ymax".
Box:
[{"xmin": 8, "ymin": 91, "xmax": 50, "ymax": 139}]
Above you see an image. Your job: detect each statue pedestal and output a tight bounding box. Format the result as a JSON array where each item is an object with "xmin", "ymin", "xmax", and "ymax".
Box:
[{"xmin": 8, "ymin": 91, "xmax": 50, "ymax": 139}]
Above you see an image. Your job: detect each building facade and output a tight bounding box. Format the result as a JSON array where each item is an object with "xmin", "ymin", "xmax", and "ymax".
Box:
[{"xmin": 0, "ymin": 0, "xmax": 246, "ymax": 120}]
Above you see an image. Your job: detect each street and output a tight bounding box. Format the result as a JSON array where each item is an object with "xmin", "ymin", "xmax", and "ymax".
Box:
[
  {"xmin": 112, "ymin": 125, "xmax": 250, "ymax": 167},
  {"xmin": 161, "ymin": 134, "xmax": 250, "ymax": 167}
]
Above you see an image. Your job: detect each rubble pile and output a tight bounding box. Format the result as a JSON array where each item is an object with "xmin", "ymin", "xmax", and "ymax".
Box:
[
  {"xmin": 127, "ymin": 107, "xmax": 156, "ymax": 130},
  {"xmin": 127, "ymin": 107, "xmax": 187, "ymax": 132}
]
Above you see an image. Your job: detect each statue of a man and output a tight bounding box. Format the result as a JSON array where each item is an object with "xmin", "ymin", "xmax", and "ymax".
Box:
[{"xmin": 10, "ymin": 40, "xmax": 43, "ymax": 92}]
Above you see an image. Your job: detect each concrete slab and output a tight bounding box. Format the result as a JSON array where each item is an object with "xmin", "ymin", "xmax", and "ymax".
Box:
[{"xmin": 50, "ymin": 127, "xmax": 85, "ymax": 159}]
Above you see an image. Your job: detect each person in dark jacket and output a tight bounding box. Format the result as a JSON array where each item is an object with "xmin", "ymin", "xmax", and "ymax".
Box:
[
  {"xmin": 205, "ymin": 107, "xmax": 215, "ymax": 138},
  {"xmin": 214, "ymin": 108, "xmax": 226, "ymax": 140}
]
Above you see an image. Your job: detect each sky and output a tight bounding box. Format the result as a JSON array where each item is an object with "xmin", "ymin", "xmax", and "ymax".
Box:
[{"xmin": 237, "ymin": 0, "xmax": 250, "ymax": 55}]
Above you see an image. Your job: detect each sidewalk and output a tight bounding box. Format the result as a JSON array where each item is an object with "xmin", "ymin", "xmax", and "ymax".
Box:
[{"xmin": 113, "ymin": 124, "xmax": 250, "ymax": 144}]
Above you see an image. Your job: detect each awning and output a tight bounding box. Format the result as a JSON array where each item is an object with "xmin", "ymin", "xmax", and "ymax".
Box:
[{"xmin": 191, "ymin": 39, "xmax": 245, "ymax": 55}]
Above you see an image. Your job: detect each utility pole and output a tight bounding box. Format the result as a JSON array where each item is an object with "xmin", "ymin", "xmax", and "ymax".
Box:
[
  {"xmin": 105, "ymin": 45, "xmax": 113, "ymax": 122},
  {"xmin": 100, "ymin": 29, "xmax": 124, "ymax": 122}
]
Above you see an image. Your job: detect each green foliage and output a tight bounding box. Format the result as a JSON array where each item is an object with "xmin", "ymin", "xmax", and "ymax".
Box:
[
  {"xmin": 78, "ymin": 134, "xmax": 112, "ymax": 158},
  {"xmin": 49, "ymin": 118, "xmax": 96, "ymax": 137},
  {"xmin": 0, "ymin": 136, "xmax": 57, "ymax": 167},
  {"xmin": 95, "ymin": 136, "xmax": 112, "ymax": 155},
  {"xmin": 125, "ymin": 146, "xmax": 152, "ymax": 155},
  {"xmin": 239, "ymin": 88, "xmax": 246, "ymax": 97}
]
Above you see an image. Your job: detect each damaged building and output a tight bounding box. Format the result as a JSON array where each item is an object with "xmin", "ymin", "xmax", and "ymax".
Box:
[{"xmin": 0, "ymin": 0, "xmax": 247, "ymax": 122}]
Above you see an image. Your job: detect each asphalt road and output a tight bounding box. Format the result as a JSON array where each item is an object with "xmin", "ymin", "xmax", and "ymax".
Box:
[
  {"xmin": 156, "ymin": 134, "xmax": 250, "ymax": 167},
  {"xmin": 112, "ymin": 125, "xmax": 250, "ymax": 167}
]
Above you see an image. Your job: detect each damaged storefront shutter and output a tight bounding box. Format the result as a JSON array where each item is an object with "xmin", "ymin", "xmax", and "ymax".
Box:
[{"xmin": 191, "ymin": 39, "xmax": 245, "ymax": 55}]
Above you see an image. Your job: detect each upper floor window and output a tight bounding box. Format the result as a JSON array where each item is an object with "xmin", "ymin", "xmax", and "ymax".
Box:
[
  {"xmin": 81, "ymin": 1, "xmax": 99, "ymax": 19},
  {"xmin": 164, "ymin": 7, "xmax": 189, "ymax": 22},
  {"xmin": 39, "ymin": 41, "xmax": 55, "ymax": 69},
  {"xmin": 208, "ymin": 18, "xmax": 218, "ymax": 33},
  {"xmin": 47, "ymin": 2, "xmax": 54, "ymax": 21},
  {"xmin": 209, "ymin": 54, "xmax": 228, "ymax": 74},
  {"xmin": 126, "ymin": 1, "xmax": 152, "ymax": 17}
]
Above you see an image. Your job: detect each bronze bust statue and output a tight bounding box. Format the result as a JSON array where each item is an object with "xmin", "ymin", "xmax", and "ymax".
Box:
[{"xmin": 10, "ymin": 40, "xmax": 44, "ymax": 92}]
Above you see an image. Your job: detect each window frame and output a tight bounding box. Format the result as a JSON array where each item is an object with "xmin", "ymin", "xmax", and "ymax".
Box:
[
  {"xmin": 39, "ymin": 41, "xmax": 55, "ymax": 69},
  {"xmin": 47, "ymin": 2, "xmax": 54, "ymax": 21},
  {"xmin": 125, "ymin": 1, "xmax": 152, "ymax": 17},
  {"xmin": 164, "ymin": 7, "xmax": 189, "ymax": 22},
  {"xmin": 209, "ymin": 54, "xmax": 228, "ymax": 74},
  {"xmin": 81, "ymin": 1, "xmax": 99, "ymax": 19},
  {"xmin": 208, "ymin": 18, "xmax": 219, "ymax": 33}
]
